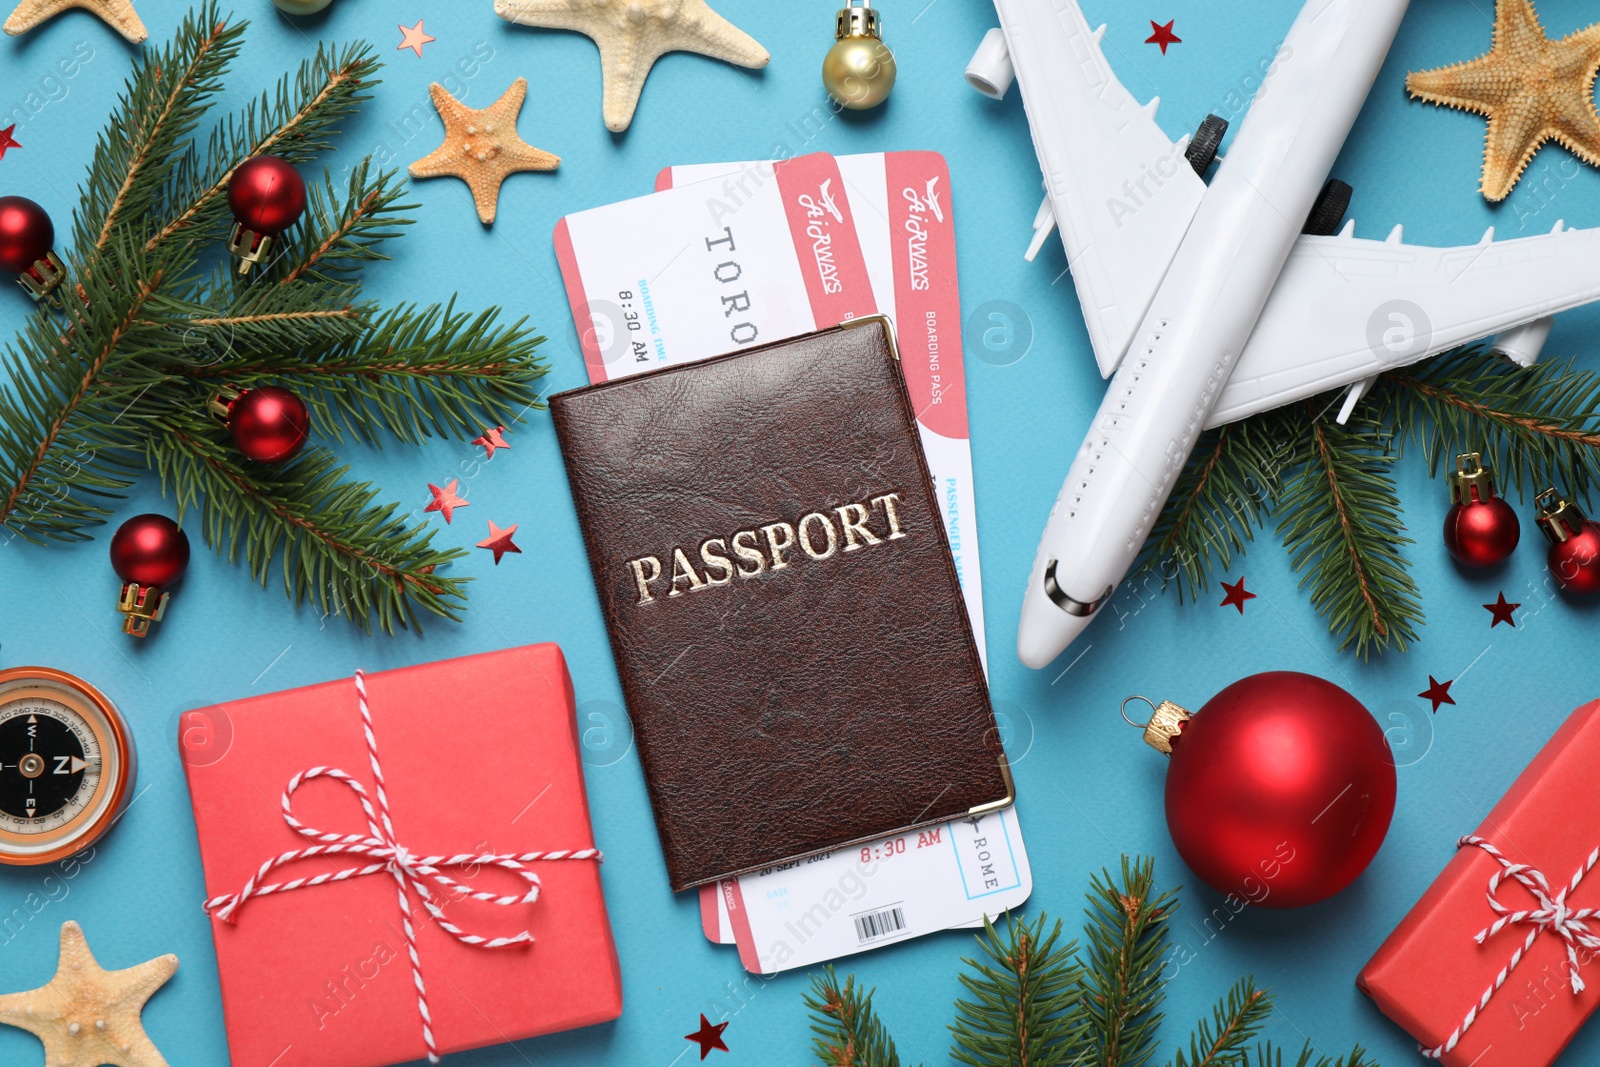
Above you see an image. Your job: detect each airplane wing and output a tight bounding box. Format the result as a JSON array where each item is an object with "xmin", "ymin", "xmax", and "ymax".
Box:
[
  {"xmin": 1207, "ymin": 222, "xmax": 1600, "ymax": 427},
  {"xmin": 992, "ymin": 0, "xmax": 1206, "ymax": 377}
]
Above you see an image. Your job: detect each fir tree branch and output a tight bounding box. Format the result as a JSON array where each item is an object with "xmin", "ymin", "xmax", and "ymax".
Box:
[
  {"xmin": 797, "ymin": 864, "xmax": 1386, "ymax": 1067},
  {"xmin": 1248, "ymin": 1043, "xmax": 1375, "ymax": 1067},
  {"xmin": 1135, "ymin": 417, "xmax": 1292, "ymax": 601},
  {"xmin": 1165, "ymin": 978, "xmax": 1272, "ymax": 1067},
  {"xmin": 0, "ymin": 12, "xmax": 546, "ymax": 630},
  {"xmin": 167, "ymin": 280, "xmax": 370, "ymax": 360},
  {"xmin": 1276, "ymin": 405, "xmax": 1420, "ymax": 657},
  {"xmin": 274, "ymin": 161, "xmax": 413, "ymax": 286},
  {"xmin": 0, "ymin": 244, "xmax": 176, "ymax": 540},
  {"xmin": 5, "ymin": 8, "xmax": 385, "ymax": 544},
  {"xmin": 74, "ymin": 1, "xmax": 244, "ymax": 276},
  {"xmin": 1376, "ymin": 347, "xmax": 1600, "ymax": 502},
  {"xmin": 150, "ymin": 39, "xmax": 380, "ymax": 257},
  {"xmin": 950, "ymin": 913, "xmax": 1086, "ymax": 1067},
  {"xmin": 176, "ymin": 300, "xmax": 548, "ymax": 445},
  {"xmin": 150, "ymin": 411, "xmax": 468, "ymax": 634},
  {"xmin": 806, "ymin": 967, "xmax": 916, "ymax": 1067},
  {"xmin": 1080, "ymin": 857, "xmax": 1177, "ymax": 1067}
]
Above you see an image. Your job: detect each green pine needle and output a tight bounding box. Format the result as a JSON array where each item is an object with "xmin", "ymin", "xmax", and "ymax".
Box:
[
  {"xmin": 1165, "ymin": 978, "xmax": 1272, "ymax": 1067},
  {"xmin": 950, "ymin": 913, "xmax": 1086, "ymax": 1067},
  {"xmin": 805, "ymin": 966, "xmax": 917, "ymax": 1067},
  {"xmin": 1133, "ymin": 342, "xmax": 1600, "ymax": 655},
  {"xmin": 1136, "ymin": 416, "xmax": 1294, "ymax": 603},
  {"xmin": 1276, "ymin": 405, "xmax": 1420, "ymax": 657},
  {"xmin": 1248, "ymin": 1042, "xmax": 1376, "ymax": 1067},
  {"xmin": 149, "ymin": 407, "xmax": 468, "ymax": 634},
  {"xmin": 1375, "ymin": 347, "xmax": 1600, "ymax": 501},
  {"xmin": 270, "ymin": 160, "xmax": 413, "ymax": 286},
  {"xmin": 0, "ymin": 6, "xmax": 546, "ymax": 629},
  {"xmin": 1079, "ymin": 856, "xmax": 1178, "ymax": 1067},
  {"xmin": 805, "ymin": 860, "xmax": 1383, "ymax": 1067}
]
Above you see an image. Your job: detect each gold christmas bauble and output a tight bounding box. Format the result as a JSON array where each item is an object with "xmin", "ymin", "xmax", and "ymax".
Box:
[
  {"xmin": 272, "ymin": 0, "xmax": 333, "ymax": 14},
  {"xmin": 823, "ymin": 5, "xmax": 897, "ymax": 110}
]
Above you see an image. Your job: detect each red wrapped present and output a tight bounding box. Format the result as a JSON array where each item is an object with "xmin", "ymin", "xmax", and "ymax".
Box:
[
  {"xmin": 181, "ymin": 646, "xmax": 623, "ymax": 1067},
  {"xmin": 1359, "ymin": 698, "xmax": 1600, "ymax": 1067}
]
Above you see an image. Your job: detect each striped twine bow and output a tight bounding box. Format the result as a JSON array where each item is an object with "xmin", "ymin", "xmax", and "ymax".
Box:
[
  {"xmin": 203, "ymin": 671, "xmax": 602, "ymax": 1065},
  {"xmin": 1422, "ymin": 835, "xmax": 1600, "ymax": 1060}
]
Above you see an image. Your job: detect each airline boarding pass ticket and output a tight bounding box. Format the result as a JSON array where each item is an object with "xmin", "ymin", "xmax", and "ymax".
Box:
[
  {"xmin": 702, "ymin": 809, "xmax": 1032, "ymax": 974},
  {"xmin": 554, "ymin": 151, "xmax": 876, "ymax": 383},
  {"xmin": 657, "ymin": 152, "xmax": 987, "ymax": 667}
]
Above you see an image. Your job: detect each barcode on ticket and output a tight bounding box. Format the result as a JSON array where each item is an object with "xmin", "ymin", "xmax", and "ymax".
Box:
[{"xmin": 853, "ymin": 905, "xmax": 907, "ymax": 944}]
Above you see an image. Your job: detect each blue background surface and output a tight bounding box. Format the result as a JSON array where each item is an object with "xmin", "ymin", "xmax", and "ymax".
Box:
[{"xmin": 5, "ymin": 0, "xmax": 1600, "ymax": 1064}]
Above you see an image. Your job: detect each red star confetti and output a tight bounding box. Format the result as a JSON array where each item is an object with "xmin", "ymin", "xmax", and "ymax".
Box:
[
  {"xmin": 1419, "ymin": 675, "xmax": 1456, "ymax": 713},
  {"xmin": 685, "ymin": 1014, "xmax": 730, "ymax": 1060},
  {"xmin": 0, "ymin": 125, "xmax": 18, "ymax": 161},
  {"xmin": 1219, "ymin": 576, "xmax": 1256, "ymax": 614},
  {"xmin": 424, "ymin": 479, "xmax": 470, "ymax": 524},
  {"xmin": 398, "ymin": 19, "xmax": 436, "ymax": 58},
  {"xmin": 477, "ymin": 520, "xmax": 522, "ymax": 565},
  {"xmin": 472, "ymin": 425, "xmax": 511, "ymax": 458},
  {"xmin": 1146, "ymin": 19, "xmax": 1181, "ymax": 54},
  {"xmin": 1484, "ymin": 591, "xmax": 1521, "ymax": 628}
]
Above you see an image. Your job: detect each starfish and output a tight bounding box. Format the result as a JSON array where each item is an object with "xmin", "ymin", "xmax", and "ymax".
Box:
[
  {"xmin": 494, "ymin": 0, "xmax": 769, "ymax": 132},
  {"xmin": 0, "ymin": 921, "xmax": 178, "ymax": 1067},
  {"xmin": 1407, "ymin": 0, "xmax": 1600, "ymax": 201},
  {"xmin": 409, "ymin": 77, "xmax": 560, "ymax": 225},
  {"xmin": 477, "ymin": 521, "xmax": 522, "ymax": 565},
  {"xmin": 3, "ymin": 0, "xmax": 147, "ymax": 43}
]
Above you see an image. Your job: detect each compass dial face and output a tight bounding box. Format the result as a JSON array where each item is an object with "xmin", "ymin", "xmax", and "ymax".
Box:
[
  {"xmin": 0, "ymin": 696, "xmax": 103, "ymax": 833},
  {"xmin": 0, "ymin": 669, "xmax": 131, "ymax": 865}
]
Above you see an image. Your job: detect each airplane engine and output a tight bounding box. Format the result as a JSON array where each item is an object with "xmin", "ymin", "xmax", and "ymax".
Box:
[
  {"xmin": 966, "ymin": 28, "xmax": 1015, "ymax": 100},
  {"xmin": 1489, "ymin": 315, "xmax": 1555, "ymax": 368}
]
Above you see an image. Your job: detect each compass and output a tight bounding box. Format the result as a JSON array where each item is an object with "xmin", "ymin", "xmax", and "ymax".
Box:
[{"xmin": 0, "ymin": 667, "xmax": 135, "ymax": 865}]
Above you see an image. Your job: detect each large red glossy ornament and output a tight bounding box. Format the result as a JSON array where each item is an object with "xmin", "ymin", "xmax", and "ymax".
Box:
[
  {"xmin": 1536, "ymin": 488, "xmax": 1600, "ymax": 595},
  {"xmin": 0, "ymin": 195, "xmax": 65, "ymax": 300},
  {"xmin": 225, "ymin": 156, "xmax": 307, "ymax": 274},
  {"xmin": 1442, "ymin": 452, "xmax": 1519, "ymax": 567},
  {"xmin": 218, "ymin": 385, "xmax": 311, "ymax": 463},
  {"xmin": 110, "ymin": 514, "xmax": 191, "ymax": 638},
  {"xmin": 1130, "ymin": 671, "xmax": 1396, "ymax": 909}
]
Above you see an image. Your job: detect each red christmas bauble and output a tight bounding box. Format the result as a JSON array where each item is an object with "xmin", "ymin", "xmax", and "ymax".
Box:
[
  {"xmin": 1163, "ymin": 672, "xmax": 1396, "ymax": 909},
  {"xmin": 1549, "ymin": 527, "xmax": 1600, "ymax": 594},
  {"xmin": 0, "ymin": 195, "xmax": 53, "ymax": 273},
  {"xmin": 1536, "ymin": 490, "xmax": 1600, "ymax": 595},
  {"xmin": 109, "ymin": 514, "xmax": 191, "ymax": 588},
  {"xmin": 1442, "ymin": 453, "xmax": 1519, "ymax": 567},
  {"xmin": 229, "ymin": 386, "xmax": 310, "ymax": 463},
  {"xmin": 1444, "ymin": 496, "xmax": 1520, "ymax": 566},
  {"xmin": 227, "ymin": 157, "xmax": 307, "ymax": 236},
  {"xmin": 1549, "ymin": 528, "xmax": 1600, "ymax": 594}
]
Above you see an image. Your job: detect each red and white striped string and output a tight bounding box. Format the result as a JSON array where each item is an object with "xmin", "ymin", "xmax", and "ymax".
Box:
[
  {"xmin": 1421, "ymin": 835, "xmax": 1600, "ymax": 1060},
  {"xmin": 203, "ymin": 670, "xmax": 602, "ymax": 1064}
]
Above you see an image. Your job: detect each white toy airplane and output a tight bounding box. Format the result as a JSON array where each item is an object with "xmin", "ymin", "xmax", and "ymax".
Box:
[{"xmin": 967, "ymin": 0, "xmax": 1600, "ymax": 669}]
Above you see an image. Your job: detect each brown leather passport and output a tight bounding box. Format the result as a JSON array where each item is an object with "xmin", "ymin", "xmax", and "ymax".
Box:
[{"xmin": 549, "ymin": 317, "xmax": 1013, "ymax": 891}]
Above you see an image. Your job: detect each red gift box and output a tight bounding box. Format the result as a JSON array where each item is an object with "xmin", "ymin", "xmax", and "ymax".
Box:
[
  {"xmin": 1360, "ymin": 698, "xmax": 1600, "ymax": 1067},
  {"xmin": 181, "ymin": 646, "xmax": 623, "ymax": 1067}
]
